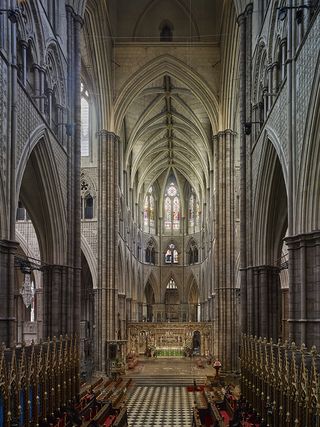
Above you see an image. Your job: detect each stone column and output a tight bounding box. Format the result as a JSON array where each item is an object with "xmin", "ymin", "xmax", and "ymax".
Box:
[
  {"xmin": 272, "ymin": 62, "xmax": 279, "ymax": 93},
  {"xmin": 57, "ymin": 104, "xmax": 64, "ymax": 143},
  {"xmin": 237, "ymin": 10, "xmax": 247, "ymax": 335},
  {"xmin": 280, "ymin": 38, "xmax": 287, "ymax": 81},
  {"xmin": 267, "ymin": 64, "xmax": 273, "ymax": 110},
  {"xmin": 33, "ymin": 64, "xmax": 41, "ymax": 109},
  {"xmin": 72, "ymin": 11, "xmax": 82, "ymax": 337},
  {"xmin": 248, "ymin": 265, "xmax": 281, "ymax": 340},
  {"xmin": 42, "ymin": 264, "xmax": 71, "ymax": 338},
  {"xmin": 35, "ymin": 287, "xmax": 43, "ymax": 340},
  {"xmin": 20, "ymin": 40, "xmax": 27, "ymax": 87},
  {"xmin": 213, "ymin": 130, "xmax": 237, "ymax": 371},
  {"xmin": 64, "ymin": 5, "xmax": 82, "ymax": 342},
  {"xmin": 39, "ymin": 67, "xmax": 46, "ymax": 114},
  {"xmin": 46, "ymin": 87, "xmax": 53, "ymax": 127},
  {"xmin": 0, "ymin": 5, "xmax": 19, "ymax": 346},
  {"xmin": 286, "ymin": 231, "xmax": 320, "ymax": 348},
  {"xmin": 97, "ymin": 130, "xmax": 119, "ymax": 372},
  {"xmin": 0, "ymin": 240, "xmax": 19, "ymax": 346}
]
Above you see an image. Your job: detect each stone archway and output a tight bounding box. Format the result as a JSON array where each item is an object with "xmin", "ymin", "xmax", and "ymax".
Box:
[{"xmin": 250, "ymin": 139, "xmax": 288, "ymax": 341}]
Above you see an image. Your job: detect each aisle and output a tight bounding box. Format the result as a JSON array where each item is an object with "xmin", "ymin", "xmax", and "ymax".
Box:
[{"xmin": 127, "ymin": 386, "xmax": 194, "ymax": 426}]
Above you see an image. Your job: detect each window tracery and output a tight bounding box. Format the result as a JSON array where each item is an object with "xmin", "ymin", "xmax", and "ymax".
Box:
[
  {"xmin": 188, "ymin": 239, "xmax": 199, "ymax": 265},
  {"xmin": 80, "ymin": 173, "xmax": 96, "ymax": 220},
  {"xmin": 165, "ymin": 243, "xmax": 178, "ymax": 264},
  {"xmin": 145, "ymin": 239, "xmax": 156, "ymax": 264},
  {"xmin": 164, "ymin": 182, "xmax": 180, "ymax": 232}
]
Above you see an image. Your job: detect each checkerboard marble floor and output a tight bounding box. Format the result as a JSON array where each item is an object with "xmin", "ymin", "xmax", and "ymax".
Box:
[{"xmin": 127, "ymin": 386, "xmax": 194, "ymax": 426}]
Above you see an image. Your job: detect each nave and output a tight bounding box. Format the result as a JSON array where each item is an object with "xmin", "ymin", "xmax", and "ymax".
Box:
[{"xmin": 0, "ymin": 0, "xmax": 320, "ymax": 426}]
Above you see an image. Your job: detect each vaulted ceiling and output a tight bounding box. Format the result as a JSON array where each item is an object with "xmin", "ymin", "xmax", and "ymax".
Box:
[
  {"xmin": 82, "ymin": 0, "xmax": 238, "ymax": 201},
  {"xmin": 124, "ymin": 74, "xmax": 211, "ymax": 197}
]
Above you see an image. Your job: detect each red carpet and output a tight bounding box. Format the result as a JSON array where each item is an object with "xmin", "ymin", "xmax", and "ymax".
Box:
[
  {"xmin": 220, "ymin": 410, "xmax": 230, "ymax": 424},
  {"xmin": 186, "ymin": 385, "xmax": 205, "ymax": 392}
]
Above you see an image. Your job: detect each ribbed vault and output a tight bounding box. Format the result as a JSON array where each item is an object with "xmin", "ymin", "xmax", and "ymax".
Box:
[{"xmin": 123, "ymin": 74, "xmax": 212, "ymax": 198}]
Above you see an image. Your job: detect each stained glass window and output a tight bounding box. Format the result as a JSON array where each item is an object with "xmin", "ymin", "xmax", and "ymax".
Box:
[
  {"xmin": 196, "ymin": 200, "xmax": 200, "ymax": 227},
  {"xmin": 164, "ymin": 182, "xmax": 180, "ymax": 232},
  {"xmin": 164, "ymin": 197, "xmax": 172, "ymax": 229},
  {"xmin": 189, "ymin": 193, "xmax": 195, "ymax": 227},
  {"xmin": 188, "ymin": 190, "xmax": 200, "ymax": 233},
  {"xmin": 144, "ymin": 187, "xmax": 156, "ymax": 233},
  {"xmin": 165, "ymin": 243, "xmax": 178, "ymax": 264}
]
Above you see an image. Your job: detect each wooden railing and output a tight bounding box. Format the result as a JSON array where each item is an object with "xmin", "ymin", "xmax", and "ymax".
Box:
[
  {"xmin": 0, "ymin": 335, "xmax": 79, "ymax": 427},
  {"xmin": 240, "ymin": 334, "xmax": 320, "ymax": 426}
]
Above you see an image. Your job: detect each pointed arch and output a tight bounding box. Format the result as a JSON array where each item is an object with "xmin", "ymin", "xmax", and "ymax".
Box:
[
  {"xmin": 296, "ymin": 55, "xmax": 320, "ymax": 233},
  {"xmin": 115, "ymin": 55, "xmax": 218, "ymax": 155},
  {"xmin": 252, "ymin": 137, "xmax": 288, "ymax": 265},
  {"xmin": 16, "ymin": 130, "xmax": 67, "ymax": 264},
  {"xmin": 81, "ymin": 236, "xmax": 97, "ymax": 288}
]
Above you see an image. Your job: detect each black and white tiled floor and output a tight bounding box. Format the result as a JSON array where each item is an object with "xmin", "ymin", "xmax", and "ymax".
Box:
[{"xmin": 127, "ymin": 386, "xmax": 194, "ymax": 426}]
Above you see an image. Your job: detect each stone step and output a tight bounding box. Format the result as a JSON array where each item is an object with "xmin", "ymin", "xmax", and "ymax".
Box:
[{"xmin": 125, "ymin": 375, "xmax": 207, "ymax": 386}]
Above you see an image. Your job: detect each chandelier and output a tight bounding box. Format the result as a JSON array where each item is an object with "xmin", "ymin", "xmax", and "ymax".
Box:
[
  {"xmin": 15, "ymin": 256, "xmax": 42, "ymax": 309},
  {"xmin": 20, "ymin": 263, "xmax": 34, "ymax": 308}
]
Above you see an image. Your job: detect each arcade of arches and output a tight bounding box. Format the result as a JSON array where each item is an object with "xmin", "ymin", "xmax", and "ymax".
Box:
[{"xmin": 0, "ymin": 0, "xmax": 319, "ymax": 423}]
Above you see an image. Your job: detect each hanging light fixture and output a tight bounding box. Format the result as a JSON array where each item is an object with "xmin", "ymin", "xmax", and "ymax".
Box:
[{"xmin": 20, "ymin": 261, "xmax": 34, "ymax": 308}]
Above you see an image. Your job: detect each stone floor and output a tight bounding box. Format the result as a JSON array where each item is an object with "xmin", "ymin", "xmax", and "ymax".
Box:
[
  {"xmin": 127, "ymin": 356, "xmax": 215, "ymax": 377},
  {"xmin": 127, "ymin": 385, "xmax": 194, "ymax": 426},
  {"xmin": 126, "ymin": 357, "xmax": 215, "ymax": 426}
]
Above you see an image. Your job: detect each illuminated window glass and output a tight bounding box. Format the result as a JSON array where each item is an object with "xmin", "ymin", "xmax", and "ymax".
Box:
[
  {"xmin": 166, "ymin": 278, "xmax": 177, "ymax": 289},
  {"xmin": 165, "ymin": 243, "xmax": 178, "ymax": 264},
  {"xmin": 81, "ymin": 84, "xmax": 90, "ymax": 157},
  {"xmin": 164, "ymin": 182, "xmax": 180, "ymax": 232},
  {"xmin": 144, "ymin": 187, "xmax": 156, "ymax": 233}
]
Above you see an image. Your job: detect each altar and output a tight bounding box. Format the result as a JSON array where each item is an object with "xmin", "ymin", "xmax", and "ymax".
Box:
[{"xmin": 127, "ymin": 322, "xmax": 213, "ymax": 357}]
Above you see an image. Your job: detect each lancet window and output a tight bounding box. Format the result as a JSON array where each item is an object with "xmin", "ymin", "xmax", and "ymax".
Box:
[
  {"xmin": 81, "ymin": 82, "xmax": 90, "ymax": 157},
  {"xmin": 165, "ymin": 243, "xmax": 178, "ymax": 264},
  {"xmin": 80, "ymin": 176, "xmax": 96, "ymax": 220},
  {"xmin": 164, "ymin": 182, "xmax": 180, "ymax": 232},
  {"xmin": 188, "ymin": 190, "xmax": 200, "ymax": 233},
  {"xmin": 145, "ymin": 239, "xmax": 156, "ymax": 264},
  {"xmin": 143, "ymin": 187, "xmax": 155, "ymax": 233},
  {"xmin": 166, "ymin": 278, "xmax": 177, "ymax": 289}
]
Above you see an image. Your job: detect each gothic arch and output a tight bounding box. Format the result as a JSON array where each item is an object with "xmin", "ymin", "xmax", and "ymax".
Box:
[
  {"xmin": 114, "ymin": 55, "xmax": 219, "ymax": 145},
  {"xmin": 45, "ymin": 42, "xmax": 66, "ymax": 106},
  {"xmin": 144, "ymin": 271, "xmax": 160, "ymax": 302},
  {"xmin": 161, "ymin": 271, "xmax": 180, "ymax": 301},
  {"xmin": 67, "ymin": 0, "xmax": 87, "ymax": 17},
  {"xmin": 81, "ymin": 236, "xmax": 97, "ymax": 288},
  {"xmin": 262, "ymin": 127, "xmax": 288, "ymax": 183},
  {"xmin": 16, "ymin": 0, "xmax": 44, "ymax": 64},
  {"xmin": 296, "ymin": 55, "xmax": 320, "ymax": 233},
  {"xmin": 267, "ymin": 0, "xmax": 279, "ymax": 64},
  {"xmin": 252, "ymin": 137, "xmax": 288, "ymax": 265},
  {"xmin": 252, "ymin": 39, "xmax": 266, "ymax": 101},
  {"xmin": 16, "ymin": 131, "xmax": 67, "ymax": 264}
]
